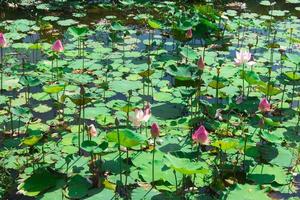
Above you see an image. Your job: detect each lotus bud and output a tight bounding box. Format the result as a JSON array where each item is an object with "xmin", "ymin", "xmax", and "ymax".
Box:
[
  {"xmin": 88, "ymin": 124, "xmax": 97, "ymax": 137},
  {"xmin": 0, "ymin": 33, "xmax": 7, "ymax": 48},
  {"xmin": 52, "ymin": 39, "xmax": 64, "ymax": 53},
  {"xmin": 186, "ymin": 29, "xmax": 193, "ymax": 39},
  {"xmin": 151, "ymin": 122, "xmax": 160, "ymax": 138},
  {"xmin": 258, "ymin": 98, "xmax": 271, "ymax": 112},
  {"xmin": 197, "ymin": 56, "xmax": 205, "ymax": 70},
  {"xmin": 192, "ymin": 125, "xmax": 210, "ymax": 145}
]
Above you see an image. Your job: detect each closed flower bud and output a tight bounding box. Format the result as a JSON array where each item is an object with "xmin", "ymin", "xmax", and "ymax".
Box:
[{"xmin": 151, "ymin": 122, "xmax": 160, "ymax": 138}]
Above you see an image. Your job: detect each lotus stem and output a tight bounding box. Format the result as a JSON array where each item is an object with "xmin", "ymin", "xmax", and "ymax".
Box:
[
  {"xmin": 174, "ymin": 170, "xmax": 178, "ymax": 191},
  {"xmin": 242, "ymin": 63, "xmax": 245, "ymax": 97},
  {"xmin": 0, "ymin": 47, "xmax": 3, "ymax": 94},
  {"xmin": 243, "ymin": 134, "xmax": 247, "ymax": 171},
  {"xmin": 216, "ymin": 67, "xmax": 220, "ymax": 105},
  {"xmin": 18, "ymin": 117, "xmax": 20, "ymax": 136},
  {"xmin": 9, "ymin": 98, "xmax": 14, "ymax": 134},
  {"xmin": 125, "ymin": 150, "xmax": 129, "ymax": 188},
  {"xmin": 267, "ymin": 67, "xmax": 272, "ymax": 101},
  {"xmin": 116, "ymin": 118, "xmax": 122, "ymax": 183},
  {"xmin": 152, "ymin": 137, "xmax": 156, "ymax": 184},
  {"xmin": 281, "ymin": 84, "xmax": 286, "ymax": 110},
  {"xmin": 78, "ymin": 105, "xmax": 81, "ymax": 153},
  {"xmin": 291, "ymin": 64, "xmax": 298, "ymax": 106}
]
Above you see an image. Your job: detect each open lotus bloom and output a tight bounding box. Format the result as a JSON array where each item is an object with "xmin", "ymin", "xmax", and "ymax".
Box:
[
  {"xmin": 143, "ymin": 102, "xmax": 151, "ymax": 122},
  {"xmin": 186, "ymin": 29, "xmax": 193, "ymax": 39},
  {"xmin": 234, "ymin": 50, "xmax": 253, "ymax": 66},
  {"xmin": 129, "ymin": 102, "xmax": 152, "ymax": 127},
  {"xmin": 88, "ymin": 124, "xmax": 97, "ymax": 137},
  {"xmin": 192, "ymin": 125, "xmax": 210, "ymax": 145},
  {"xmin": 52, "ymin": 39, "xmax": 64, "ymax": 52},
  {"xmin": 258, "ymin": 98, "xmax": 271, "ymax": 112},
  {"xmin": 197, "ymin": 56, "xmax": 205, "ymax": 70},
  {"xmin": 0, "ymin": 33, "xmax": 8, "ymax": 48},
  {"xmin": 130, "ymin": 109, "xmax": 145, "ymax": 127}
]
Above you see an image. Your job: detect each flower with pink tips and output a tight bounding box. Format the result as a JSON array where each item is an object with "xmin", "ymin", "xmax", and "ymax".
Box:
[{"xmin": 192, "ymin": 125, "xmax": 210, "ymax": 145}]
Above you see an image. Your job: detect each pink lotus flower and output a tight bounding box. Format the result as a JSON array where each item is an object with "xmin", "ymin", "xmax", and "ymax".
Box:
[
  {"xmin": 186, "ymin": 29, "xmax": 193, "ymax": 39},
  {"xmin": 88, "ymin": 124, "xmax": 97, "ymax": 137},
  {"xmin": 192, "ymin": 125, "xmax": 210, "ymax": 145},
  {"xmin": 197, "ymin": 56, "xmax": 205, "ymax": 70},
  {"xmin": 0, "ymin": 33, "xmax": 7, "ymax": 48},
  {"xmin": 258, "ymin": 98, "xmax": 271, "ymax": 112},
  {"xmin": 143, "ymin": 102, "xmax": 151, "ymax": 122},
  {"xmin": 129, "ymin": 102, "xmax": 152, "ymax": 127},
  {"xmin": 234, "ymin": 50, "xmax": 252, "ymax": 66},
  {"xmin": 151, "ymin": 122, "xmax": 160, "ymax": 138},
  {"xmin": 52, "ymin": 39, "xmax": 64, "ymax": 53}
]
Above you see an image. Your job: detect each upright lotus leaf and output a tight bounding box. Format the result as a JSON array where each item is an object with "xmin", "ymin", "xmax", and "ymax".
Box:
[
  {"xmin": 43, "ymin": 84, "xmax": 65, "ymax": 94},
  {"xmin": 286, "ymin": 53, "xmax": 300, "ymax": 65},
  {"xmin": 65, "ymin": 175, "xmax": 91, "ymax": 199},
  {"xmin": 111, "ymin": 21, "xmax": 126, "ymax": 31},
  {"xmin": 138, "ymin": 69, "xmax": 155, "ymax": 78},
  {"xmin": 81, "ymin": 140, "xmax": 98, "ymax": 153},
  {"xmin": 11, "ymin": 106, "xmax": 31, "ymax": 117},
  {"xmin": 284, "ymin": 71, "xmax": 300, "ymax": 81},
  {"xmin": 225, "ymin": 184, "xmax": 270, "ymax": 200},
  {"xmin": 106, "ymin": 129, "xmax": 146, "ymax": 148},
  {"xmin": 21, "ymin": 135, "xmax": 43, "ymax": 146},
  {"xmin": 257, "ymin": 114, "xmax": 280, "ymax": 127},
  {"xmin": 18, "ymin": 168, "xmax": 62, "ymax": 197},
  {"xmin": 81, "ymin": 141, "xmax": 110, "ymax": 154},
  {"xmin": 164, "ymin": 154, "xmax": 209, "ymax": 175},
  {"xmin": 211, "ymin": 138, "xmax": 241, "ymax": 151},
  {"xmin": 19, "ymin": 76, "xmax": 41, "ymax": 87},
  {"xmin": 68, "ymin": 93, "xmax": 93, "ymax": 106},
  {"xmin": 68, "ymin": 26, "xmax": 89, "ymax": 37},
  {"xmin": 260, "ymin": 130, "xmax": 282, "ymax": 143},
  {"xmin": 208, "ymin": 76, "xmax": 228, "ymax": 89},
  {"xmin": 179, "ymin": 46, "xmax": 198, "ymax": 60},
  {"xmin": 29, "ymin": 43, "xmax": 43, "ymax": 50},
  {"xmin": 166, "ymin": 65, "xmax": 196, "ymax": 81},
  {"xmin": 147, "ymin": 19, "xmax": 162, "ymax": 29},
  {"xmin": 248, "ymin": 164, "xmax": 290, "ymax": 185},
  {"xmin": 240, "ymin": 70, "xmax": 262, "ymax": 85},
  {"xmin": 256, "ymin": 83, "xmax": 281, "ymax": 96}
]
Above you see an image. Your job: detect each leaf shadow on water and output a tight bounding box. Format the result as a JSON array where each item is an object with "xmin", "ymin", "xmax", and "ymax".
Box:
[
  {"xmin": 283, "ymin": 127, "xmax": 300, "ymax": 143},
  {"xmin": 152, "ymin": 103, "xmax": 187, "ymax": 120}
]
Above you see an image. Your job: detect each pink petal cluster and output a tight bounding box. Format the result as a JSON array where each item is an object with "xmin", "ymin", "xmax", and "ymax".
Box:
[
  {"xmin": 258, "ymin": 98, "xmax": 271, "ymax": 112},
  {"xmin": 192, "ymin": 125, "xmax": 210, "ymax": 145},
  {"xmin": 52, "ymin": 39, "xmax": 64, "ymax": 53},
  {"xmin": 186, "ymin": 29, "xmax": 193, "ymax": 39},
  {"xmin": 197, "ymin": 56, "xmax": 205, "ymax": 70},
  {"xmin": 88, "ymin": 124, "xmax": 97, "ymax": 137},
  {"xmin": 151, "ymin": 122, "xmax": 160, "ymax": 138},
  {"xmin": 0, "ymin": 33, "xmax": 7, "ymax": 48},
  {"xmin": 234, "ymin": 50, "xmax": 252, "ymax": 66},
  {"xmin": 129, "ymin": 102, "xmax": 152, "ymax": 127}
]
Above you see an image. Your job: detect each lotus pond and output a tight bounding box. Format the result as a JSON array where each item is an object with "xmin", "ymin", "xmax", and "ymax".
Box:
[{"xmin": 0, "ymin": 0, "xmax": 300, "ymax": 199}]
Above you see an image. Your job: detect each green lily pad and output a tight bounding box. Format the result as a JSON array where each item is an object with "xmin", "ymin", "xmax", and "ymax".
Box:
[
  {"xmin": 18, "ymin": 168, "xmax": 62, "ymax": 197},
  {"xmin": 106, "ymin": 129, "xmax": 146, "ymax": 148}
]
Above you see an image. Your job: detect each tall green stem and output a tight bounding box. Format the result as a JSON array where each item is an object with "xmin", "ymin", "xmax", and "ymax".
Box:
[
  {"xmin": 152, "ymin": 138, "xmax": 156, "ymax": 184},
  {"xmin": 116, "ymin": 118, "xmax": 122, "ymax": 183},
  {"xmin": 0, "ymin": 47, "xmax": 3, "ymax": 94},
  {"xmin": 242, "ymin": 64, "xmax": 245, "ymax": 97}
]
